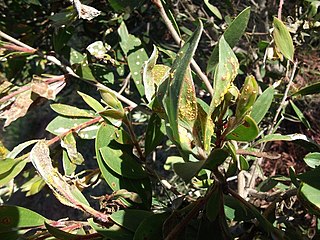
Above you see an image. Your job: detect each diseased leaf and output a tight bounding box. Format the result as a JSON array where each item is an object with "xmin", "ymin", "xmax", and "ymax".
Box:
[
  {"xmin": 118, "ymin": 21, "xmax": 148, "ymax": 96},
  {"xmin": 273, "ymin": 17, "xmax": 294, "ymax": 61},
  {"xmin": 251, "ymin": 86, "xmax": 274, "ymax": 124},
  {"xmin": 226, "ymin": 115, "xmax": 259, "ymax": 141},
  {"xmin": 0, "ymin": 205, "xmax": 46, "ymax": 233},
  {"xmin": 30, "ymin": 141, "xmax": 108, "ymax": 221},
  {"xmin": 0, "ymin": 90, "xmax": 33, "ymax": 127},
  {"xmin": 207, "ymin": 7, "xmax": 250, "ymax": 72},
  {"xmin": 86, "ymin": 41, "xmax": 107, "ymax": 59},
  {"xmin": 235, "ymin": 75, "xmax": 259, "ymax": 120},
  {"xmin": 61, "ymin": 133, "xmax": 84, "ymax": 165},
  {"xmin": 163, "ymin": 20, "xmax": 202, "ymax": 148},
  {"xmin": 143, "ymin": 45, "xmax": 158, "ymax": 103},
  {"xmin": 50, "ymin": 103, "xmax": 95, "ymax": 118}
]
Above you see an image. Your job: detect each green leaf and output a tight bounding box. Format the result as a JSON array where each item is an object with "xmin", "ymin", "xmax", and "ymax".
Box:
[
  {"xmin": 289, "ymin": 100, "xmax": 311, "ymax": 129},
  {"xmin": 88, "ymin": 218, "xmax": 133, "ymax": 240},
  {"xmin": 110, "ymin": 209, "xmax": 153, "ymax": 232},
  {"xmin": 45, "ymin": 221, "xmax": 82, "ymax": 240},
  {"xmin": 273, "ymin": 17, "xmax": 294, "ymax": 61},
  {"xmin": 206, "ymin": 186, "xmax": 222, "ymax": 221},
  {"xmin": 226, "ymin": 115, "xmax": 259, "ymax": 141},
  {"xmin": 95, "ymin": 125, "xmax": 151, "ymax": 208},
  {"xmin": 207, "ymin": 7, "xmax": 250, "ymax": 72},
  {"xmin": 256, "ymin": 133, "xmax": 320, "ymax": 151},
  {"xmin": 298, "ymin": 182, "xmax": 320, "ymax": 215},
  {"xmin": 0, "ymin": 205, "xmax": 46, "ymax": 233},
  {"xmin": 46, "ymin": 116, "xmax": 99, "ymax": 139},
  {"xmin": 62, "ymin": 150, "xmax": 77, "ymax": 176},
  {"xmin": 99, "ymin": 146, "xmax": 147, "ymax": 179},
  {"xmin": 204, "ymin": 0, "xmax": 222, "ymax": 19},
  {"xmin": 304, "ymin": 152, "xmax": 320, "ymax": 168},
  {"xmin": 78, "ymin": 91, "xmax": 105, "ymax": 112},
  {"xmin": 0, "ymin": 159, "xmax": 27, "ymax": 186},
  {"xmin": 7, "ymin": 139, "xmax": 38, "ymax": 159},
  {"xmin": 251, "ymin": 86, "xmax": 275, "ymax": 124},
  {"xmin": 297, "ymin": 166, "xmax": 320, "ymax": 190},
  {"xmin": 163, "ymin": 20, "xmax": 203, "ymax": 146},
  {"xmin": 134, "ymin": 212, "xmax": 170, "ymax": 240},
  {"xmin": 173, "ymin": 161, "xmax": 205, "ymax": 182},
  {"xmin": 118, "ymin": 21, "xmax": 148, "ymax": 96},
  {"xmin": 204, "ymin": 148, "xmax": 229, "ymax": 170},
  {"xmin": 239, "ymin": 155, "xmax": 250, "ymax": 170},
  {"xmin": 86, "ymin": 41, "xmax": 107, "ymax": 59},
  {"xmin": 50, "ymin": 103, "xmax": 95, "ymax": 118},
  {"xmin": 145, "ymin": 114, "xmax": 165, "ymax": 155},
  {"xmin": 291, "ymin": 82, "xmax": 320, "ymax": 97},
  {"xmin": 164, "ymin": 156, "xmax": 184, "ymax": 171},
  {"xmin": 70, "ymin": 48, "xmax": 85, "ymax": 65},
  {"xmin": 108, "ymin": 0, "xmax": 145, "ymax": 12}
]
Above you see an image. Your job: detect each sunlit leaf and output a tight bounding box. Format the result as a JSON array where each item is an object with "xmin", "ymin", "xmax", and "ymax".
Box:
[
  {"xmin": 204, "ymin": 0, "xmax": 222, "ymax": 19},
  {"xmin": 50, "ymin": 103, "xmax": 95, "ymax": 118},
  {"xmin": 298, "ymin": 182, "xmax": 320, "ymax": 216},
  {"xmin": 207, "ymin": 7, "xmax": 250, "ymax": 72},
  {"xmin": 61, "ymin": 133, "xmax": 84, "ymax": 165},
  {"xmin": 143, "ymin": 45, "xmax": 158, "ymax": 103},
  {"xmin": 273, "ymin": 17, "xmax": 294, "ymax": 61},
  {"xmin": 226, "ymin": 115, "xmax": 259, "ymax": 141},
  {"xmin": 304, "ymin": 152, "xmax": 320, "ymax": 169},
  {"xmin": 251, "ymin": 86, "xmax": 274, "ymax": 124},
  {"xmin": 163, "ymin": 20, "xmax": 202, "ymax": 147}
]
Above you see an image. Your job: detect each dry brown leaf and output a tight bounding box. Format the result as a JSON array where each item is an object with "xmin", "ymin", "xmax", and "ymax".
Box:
[{"xmin": 0, "ymin": 90, "xmax": 33, "ymax": 127}]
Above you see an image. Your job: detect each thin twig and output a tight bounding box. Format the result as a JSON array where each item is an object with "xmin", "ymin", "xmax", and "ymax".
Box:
[
  {"xmin": 152, "ymin": 0, "xmax": 214, "ymax": 96},
  {"xmin": 278, "ymin": 0, "xmax": 284, "ymax": 20},
  {"xmin": 0, "ymin": 31, "xmax": 138, "ymax": 109}
]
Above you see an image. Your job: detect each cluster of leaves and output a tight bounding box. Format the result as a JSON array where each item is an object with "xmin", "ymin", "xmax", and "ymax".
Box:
[{"xmin": 0, "ymin": 0, "xmax": 320, "ymax": 239}]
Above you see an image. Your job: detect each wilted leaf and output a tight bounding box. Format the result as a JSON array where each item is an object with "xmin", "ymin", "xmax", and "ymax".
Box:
[
  {"xmin": 273, "ymin": 17, "xmax": 294, "ymax": 61},
  {"xmin": 45, "ymin": 221, "xmax": 83, "ymax": 240},
  {"xmin": 30, "ymin": 141, "xmax": 108, "ymax": 221},
  {"xmin": 72, "ymin": 0, "xmax": 101, "ymax": 21},
  {"xmin": 0, "ymin": 90, "xmax": 33, "ymax": 127},
  {"xmin": 61, "ymin": 133, "xmax": 84, "ymax": 165}
]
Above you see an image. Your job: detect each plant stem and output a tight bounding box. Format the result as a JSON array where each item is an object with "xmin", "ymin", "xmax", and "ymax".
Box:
[{"xmin": 152, "ymin": 0, "xmax": 214, "ymax": 96}]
